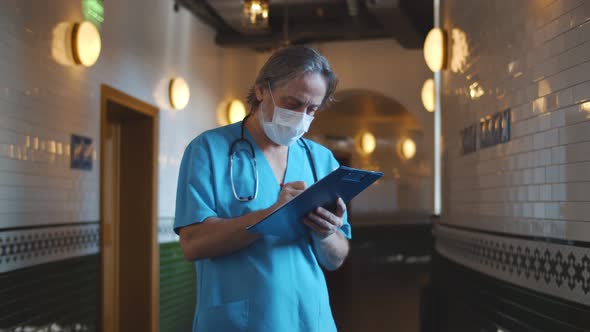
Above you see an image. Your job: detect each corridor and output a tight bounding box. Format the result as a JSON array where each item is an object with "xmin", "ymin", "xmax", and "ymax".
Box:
[{"xmin": 1, "ymin": 0, "xmax": 590, "ymax": 331}]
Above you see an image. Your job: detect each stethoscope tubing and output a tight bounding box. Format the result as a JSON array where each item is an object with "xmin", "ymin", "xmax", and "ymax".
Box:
[{"xmin": 229, "ymin": 113, "xmax": 318, "ymax": 202}]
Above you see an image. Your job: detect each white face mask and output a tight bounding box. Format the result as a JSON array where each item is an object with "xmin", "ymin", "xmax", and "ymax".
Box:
[{"xmin": 259, "ymin": 84, "xmax": 314, "ymax": 146}]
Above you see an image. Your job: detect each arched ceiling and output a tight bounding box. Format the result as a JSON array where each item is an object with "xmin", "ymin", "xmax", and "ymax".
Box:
[{"xmin": 309, "ymin": 89, "xmax": 422, "ymax": 142}]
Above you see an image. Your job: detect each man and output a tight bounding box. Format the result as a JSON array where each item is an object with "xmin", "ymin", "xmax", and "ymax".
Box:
[{"xmin": 175, "ymin": 45, "xmax": 350, "ymax": 331}]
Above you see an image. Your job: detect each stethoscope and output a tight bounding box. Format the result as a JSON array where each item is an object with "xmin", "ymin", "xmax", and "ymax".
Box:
[{"xmin": 229, "ymin": 113, "xmax": 318, "ymax": 202}]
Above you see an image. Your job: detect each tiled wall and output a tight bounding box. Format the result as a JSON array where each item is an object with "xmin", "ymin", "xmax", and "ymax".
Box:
[
  {"xmin": 0, "ymin": 0, "xmax": 258, "ymax": 329},
  {"xmin": 440, "ymin": 0, "xmax": 590, "ymax": 239},
  {"xmin": 437, "ymin": 0, "xmax": 590, "ymax": 307},
  {"xmin": 0, "ymin": 0, "xmax": 257, "ymax": 230},
  {"xmin": 159, "ymin": 239, "xmax": 196, "ymax": 332},
  {"xmin": 0, "ymin": 255, "xmax": 100, "ymax": 331}
]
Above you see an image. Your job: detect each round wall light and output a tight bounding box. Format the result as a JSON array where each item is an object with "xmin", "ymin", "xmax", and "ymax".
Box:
[
  {"xmin": 423, "ymin": 28, "xmax": 447, "ymax": 72},
  {"xmin": 227, "ymin": 99, "xmax": 247, "ymax": 124},
  {"xmin": 399, "ymin": 138, "xmax": 417, "ymax": 160},
  {"xmin": 71, "ymin": 21, "xmax": 101, "ymax": 67},
  {"xmin": 421, "ymin": 78, "xmax": 435, "ymax": 112},
  {"xmin": 169, "ymin": 77, "xmax": 190, "ymax": 110},
  {"xmin": 358, "ymin": 131, "xmax": 376, "ymax": 155}
]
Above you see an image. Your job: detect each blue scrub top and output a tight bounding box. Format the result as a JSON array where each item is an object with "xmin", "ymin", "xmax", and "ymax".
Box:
[{"xmin": 174, "ymin": 122, "xmax": 351, "ymax": 332}]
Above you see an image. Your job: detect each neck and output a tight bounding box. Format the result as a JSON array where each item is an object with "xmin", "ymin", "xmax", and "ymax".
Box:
[{"xmin": 245, "ymin": 109, "xmax": 288, "ymax": 154}]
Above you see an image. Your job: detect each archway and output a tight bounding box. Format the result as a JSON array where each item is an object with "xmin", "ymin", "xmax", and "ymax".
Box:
[{"xmin": 308, "ymin": 89, "xmax": 433, "ymax": 220}]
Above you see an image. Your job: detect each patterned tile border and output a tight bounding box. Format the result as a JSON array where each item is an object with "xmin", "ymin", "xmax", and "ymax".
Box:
[
  {"xmin": 435, "ymin": 224, "xmax": 590, "ymax": 306},
  {"xmin": 0, "ymin": 223, "xmax": 99, "ymax": 273},
  {"xmin": 0, "ymin": 217, "xmax": 179, "ymax": 273}
]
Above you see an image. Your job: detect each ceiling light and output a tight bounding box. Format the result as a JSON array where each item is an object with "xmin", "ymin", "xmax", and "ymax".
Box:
[{"xmin": 243, "ymin": 0, "xmax": 269, "ymax": 29}]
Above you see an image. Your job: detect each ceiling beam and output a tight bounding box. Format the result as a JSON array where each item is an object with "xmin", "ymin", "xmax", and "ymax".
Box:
[{"xmin": 215, "ymin": 23, "xmax": 390, "ymax": 49}]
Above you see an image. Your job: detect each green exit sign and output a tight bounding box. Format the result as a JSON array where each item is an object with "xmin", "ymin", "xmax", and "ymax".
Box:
[{"xmin": 82, "ymin": 0, "xmax": 104, "ymax": 28}]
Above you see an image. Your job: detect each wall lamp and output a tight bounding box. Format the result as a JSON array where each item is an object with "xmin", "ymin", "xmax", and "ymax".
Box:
[
  {"xmin": 169, "ymin": 77, "xmax": 190, "ymax": 110},
  {"xmin": 423, "ymin": 28, "xmax": 447, "ymax": 72}
]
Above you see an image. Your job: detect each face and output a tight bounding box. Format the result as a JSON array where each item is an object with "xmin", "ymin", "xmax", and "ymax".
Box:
[{"xmin": 255, "ymin": 72, "xmax": 328, "ymax": 120}]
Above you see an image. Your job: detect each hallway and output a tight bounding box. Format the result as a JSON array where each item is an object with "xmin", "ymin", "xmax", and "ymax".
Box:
[{"xmin": 1, "ymin": 0, "xmax": 590, "ymax": 331}]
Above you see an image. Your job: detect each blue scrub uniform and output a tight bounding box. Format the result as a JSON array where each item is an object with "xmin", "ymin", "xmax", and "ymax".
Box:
[{"xmin": 174, "ymin": 121, "xmax": 351, "ymax": 332}]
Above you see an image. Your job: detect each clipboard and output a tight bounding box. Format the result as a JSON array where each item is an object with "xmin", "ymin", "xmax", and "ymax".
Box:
[{"xmin": 247, "ymin": 166, "xmax": 383, "ymax": 240}]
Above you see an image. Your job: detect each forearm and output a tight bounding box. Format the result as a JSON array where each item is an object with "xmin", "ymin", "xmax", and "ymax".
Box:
[
  {"xmin": 311, "ymin": 231, "xmax": 349, "ymax": 271},
  {"xmin": 179, "ymin": 207, "xmax": 273, "ymax": 261}
]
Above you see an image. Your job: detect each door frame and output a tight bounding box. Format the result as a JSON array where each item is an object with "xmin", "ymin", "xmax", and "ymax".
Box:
[{"xmin": 100, "ymin": 84, "xmax": 159, "ymax": 332}]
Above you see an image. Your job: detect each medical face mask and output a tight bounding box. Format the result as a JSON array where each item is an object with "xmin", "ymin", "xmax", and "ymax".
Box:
[{"xmin": 259, "ymin": 84, "xmax": 314, "ymax": 146}]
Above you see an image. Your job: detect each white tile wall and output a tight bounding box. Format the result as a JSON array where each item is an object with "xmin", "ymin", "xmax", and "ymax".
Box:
[
  {"xmin": 0, "ymin": 0, "xmax": 259, "ymax": 229},
  {"xmin": 441, "ymin": 0, "xmax": 590, "ymax": 241}
]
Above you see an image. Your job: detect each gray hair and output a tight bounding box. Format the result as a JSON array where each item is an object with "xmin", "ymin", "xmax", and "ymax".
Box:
[{"xmin": 246, "ymin": 45, "xmax": 338, "ymax": 112}]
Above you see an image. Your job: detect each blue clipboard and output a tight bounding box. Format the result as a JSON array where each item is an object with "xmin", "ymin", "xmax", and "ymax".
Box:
[{"xmin": 247, "ymin": 166, "xmax": 383, "ymax": 240}]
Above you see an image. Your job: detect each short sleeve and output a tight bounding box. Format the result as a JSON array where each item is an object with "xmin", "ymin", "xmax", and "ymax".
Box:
[{"xmin": 174, "ymin": 138, "xmax": 218, "ymax": 235}]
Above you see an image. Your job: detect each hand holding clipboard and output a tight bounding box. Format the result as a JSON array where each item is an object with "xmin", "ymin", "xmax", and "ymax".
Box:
[{"xmin": 247, "ymin": 166, "xmax": 383, "ymax": 240}]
